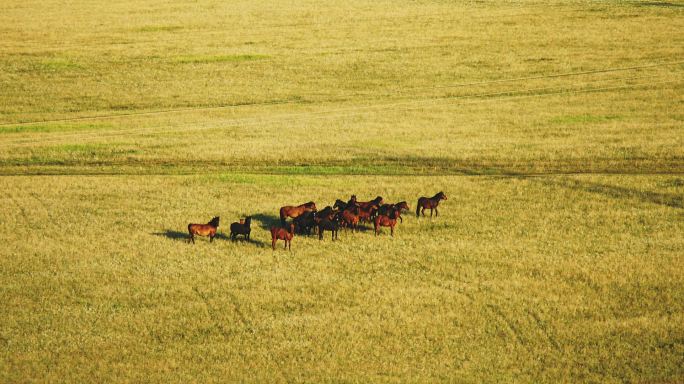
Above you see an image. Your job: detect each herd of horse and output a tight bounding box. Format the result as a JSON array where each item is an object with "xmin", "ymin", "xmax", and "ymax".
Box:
[{"xmin": 187, "ymin": 191, "xmax": 447, "ymax": 250}]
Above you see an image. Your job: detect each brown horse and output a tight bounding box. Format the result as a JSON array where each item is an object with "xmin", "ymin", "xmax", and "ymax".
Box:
[
  {"xmin": 416, "ymin": 192, "xmax": 447, "ymax": 217},
  {"xmin": 271, "ymin": 223, "xmax": 295, "ymax": 250},
  {"xmin": 378, "ymin": 201, "xmax": 410, "ymax": 223},
  {"xmin": 357, "ymin": 204, "xmax": 378, "ymax": 224},
  {"xmin": 188, "ymin": 216, "xmax": 220, "ymax": 244},
  {"xmin": 356, "ymin": 196, "xmax": 383, "ymax": 210},
  {"xmin": 339, "ymin": 206, "xmax": 361, "ymax": 233},
  {"xmin": 374, "ymin": 208, "xmax": 399, "ymax": 236},
  {"xmin": 279, "ymin": 201, "xmax": 316, "ymax": 225}
]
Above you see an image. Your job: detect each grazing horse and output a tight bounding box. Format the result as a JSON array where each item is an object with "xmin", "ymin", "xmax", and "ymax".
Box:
[
  {"xmin": 318, "ymin": 216, "xmax": 340, "ymax": 241},
  {"xmin": 378, "ymin": 201, "xmax": 410, "ymax": 223},
  {"xmin": 416, "ymin": 191, "xmax": 447, "ymax": 217},
  {"xmin": 271, "ymin": 223, "xmax": 295, "ymax": 250},
  {"xmin": 188, "ymin": 216, "xmax": 220, "ymax": 244},
  {"xmin": 279, "ymin": 201, "xmax": 317, "ymax": 225},
  {"xmin": 339, "ymin": 206, "xmax": 361, "ymax": 233},
  {"xmin": 374, "ymin": 208, "xmax": 399, "ymax": 236},
  {"xmin": 230, "ymin": 216, "xmax": 252, "ymax": 241}
]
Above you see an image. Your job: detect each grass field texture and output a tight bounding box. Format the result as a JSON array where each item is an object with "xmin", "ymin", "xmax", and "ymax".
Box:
[{"xmin": 1, "ymin": 0, "xmax": 683, "ymax": 382}]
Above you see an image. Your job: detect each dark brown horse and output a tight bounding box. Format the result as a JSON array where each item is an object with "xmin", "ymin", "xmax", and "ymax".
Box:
[
  {"xmin": 374, "ymin": 208, "xmax": 399, "ymax": 236},
  {"xmin": 378, "ymin": 201, "xmax": 410, "ymax": 223},
  {"xmin": 230, "ymin": 216, "xmax": 251, "ymax": 241},
  {"xmin": 279, "ymin": 201, "xmax": 316, "ymax": 225},
  {"xmin": 293, "ymin": 211, "xmax": 317, "ymax": 235},
  {"xmin": 333, "ymin": 199, "xmax": 349, "ymax": 211},
  {"xmin": 188, "ymin": 216, "xmax": 220, "ymax": 244},
  {"xmin": 271, "ymin": 223, "xmax": 295, "ymax": 250},
  {"xmin": 318, "ymin": 216, "xmax": 340, "ymax": 241},
  {"xmin": 416, "ymin": 192, "xmax": 447, "ymax": 217}
]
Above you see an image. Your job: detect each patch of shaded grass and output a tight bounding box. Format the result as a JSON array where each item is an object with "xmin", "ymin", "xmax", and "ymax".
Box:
[
  {"xmin": 0, "ymin": 122, "xmax": 112, "ymax": 134},
  {"xmin": 137, "ymin": 25, "xmax": 184, "ymax": 33},
  {"xmin": 172, "ymin": 54, "xmax": 269, "ymax": 64},
  {"xmin": 550, "ymin": 114, "xmax": 622, "ymax": 125}
]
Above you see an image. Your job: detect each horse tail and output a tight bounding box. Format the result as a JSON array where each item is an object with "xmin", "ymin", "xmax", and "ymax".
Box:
[{"xmin": 416, "ymin": 199, "xmax": 422, "ymax": 217}]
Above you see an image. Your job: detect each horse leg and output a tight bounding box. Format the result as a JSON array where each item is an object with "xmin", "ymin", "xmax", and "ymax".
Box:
[
  {"xmin": 435, "ymin": 207, "xmax": 439, "ymax": 217},
  {"xmin": 391, "ymin": 225, "xmax": 394, "ymax": 237},
  {"xmin": 272, "ymin": 238, "xmax": 276, "ymax": 250},
  {"xmin": 430, "ymin": 208, "xmax": 433, "ymax": 217},
  {"xmin": 189, "ymin": 234, "xmax": 195, "ymax": 244}
]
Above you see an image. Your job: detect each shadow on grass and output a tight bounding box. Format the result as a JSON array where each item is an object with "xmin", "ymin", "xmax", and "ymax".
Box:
[
  {"xmin": 151, "ymin": 230, "xmax": 268, "ymax": 247},
  {"xmin": 537, "ymin": 178, "xmax": 683, "ymax": 210},
  {"xmin": 252, "ymin": 213, "xmax": 282, "ymax": 231},
  {"xmin": 152, "ymin": 229, "xmax": 189, "ymax": 241}
]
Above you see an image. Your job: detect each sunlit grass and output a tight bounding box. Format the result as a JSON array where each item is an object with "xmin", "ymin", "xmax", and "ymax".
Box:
[{"xmin": 0, "ymin": 0, "xmax": 683, "ymax": 382}]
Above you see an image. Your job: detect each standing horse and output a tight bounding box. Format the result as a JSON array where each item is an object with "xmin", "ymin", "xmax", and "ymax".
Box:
[
  {"xmin": 293, "ymin": 211, "xmax": 317, "ymax": 235},
  {"xmin": 271, "ymin": 223, "xmax": 295, "ymax": 250},
  {"xmin": 416, "ymin": 192, "xmax": 447, "ymax": 217},
  {"xmin": 188, "ymin": 216, "xmax": 220, "ymax": 244},
  {"xmin": 230, "ymin": 216, "xmax": 252, "ymax": 241},
  {"xmin": 357, "ymin": 204, "xmax": 378, "ymax": 224},
  {"xmin": 374, "ymin": 208, "xmax": 399, "ymax": 236},
  {"xmin": 333, "ymin": 199, "xmax": 349, "ymax": 211},
  {"xmin": 378, "ymin": 201, "xmax": 410, "ymax": 223},
  {"xmin": 339, "ymin": 206, "xmax": 361, "ymax": 233},
  {"xmin": 279, "ymin": 201, "xmax": 317, "ymax": 225},
  {"xmin": 356, "ymin": 196, "xmax": 383, "ymax": 210},
  {"xmin": 318, "ymin": 216, "xmax": 340, "ymax": 241}
]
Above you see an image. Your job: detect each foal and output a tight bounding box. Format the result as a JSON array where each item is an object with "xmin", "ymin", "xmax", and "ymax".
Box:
[
  {"xmin": 374, "ymin": 208, "xmax": 399, "ymax": 236},
  {"xmin": 416, "ymin": 192, "xmax": 447, "ymax": 218},
  {"xmin": 378, "ymin": 201, "xmax": 410, "ymax": 223},
  {"xmin": 271, "ymin": 223, "xmax": 295, "ymax": 250},
  {"xmin": 188, "ymin": 216, "xmax": 220, "ymax": 244}
]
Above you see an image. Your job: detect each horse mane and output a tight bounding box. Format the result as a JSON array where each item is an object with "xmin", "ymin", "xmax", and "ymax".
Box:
[{"xmin": 209, "ymin": 217, "xmax": 220, "ymax": 227}]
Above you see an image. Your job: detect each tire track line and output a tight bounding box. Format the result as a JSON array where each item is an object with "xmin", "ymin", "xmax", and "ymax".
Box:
[
  {"xmin": 1, "ymin": 60, "xmax": 679, "ymax": 130},
  {"xmin": 0, "ymin": 74, "xmax": 677, "ymax": 149}
]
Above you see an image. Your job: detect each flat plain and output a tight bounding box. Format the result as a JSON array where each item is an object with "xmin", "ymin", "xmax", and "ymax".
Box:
[{"xmin": 1, "ymin": 1, "xmax": 683, "ymax": 382}]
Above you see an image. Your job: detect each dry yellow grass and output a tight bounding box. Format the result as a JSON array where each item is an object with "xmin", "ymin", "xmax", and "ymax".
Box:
[{"xmin": 0, "ymin": 0, "xmax": 683, "ymax": 382}]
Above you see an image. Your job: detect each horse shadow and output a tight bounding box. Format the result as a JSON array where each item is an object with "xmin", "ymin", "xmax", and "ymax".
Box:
[
  {"xmin": 152, "ymin": 229, "xmax": 189, "ymax": 241},
  {"xmin": 152, "ymin": 229, "xmax": 269, "ymax": 247},
  {"xmin": 252, "ymin": 213, "xmax": 282, "ymax": 230}
]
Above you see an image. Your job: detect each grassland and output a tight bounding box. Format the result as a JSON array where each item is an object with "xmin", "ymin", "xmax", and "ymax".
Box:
[{"xmin": 1, "ymin": 0, "xmax": 683, "ymax": 382}]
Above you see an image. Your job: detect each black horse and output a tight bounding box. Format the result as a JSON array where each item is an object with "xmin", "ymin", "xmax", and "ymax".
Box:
[{"xmin": 230, "ymin": 216, "xmax": 252, "ymax": 240}]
